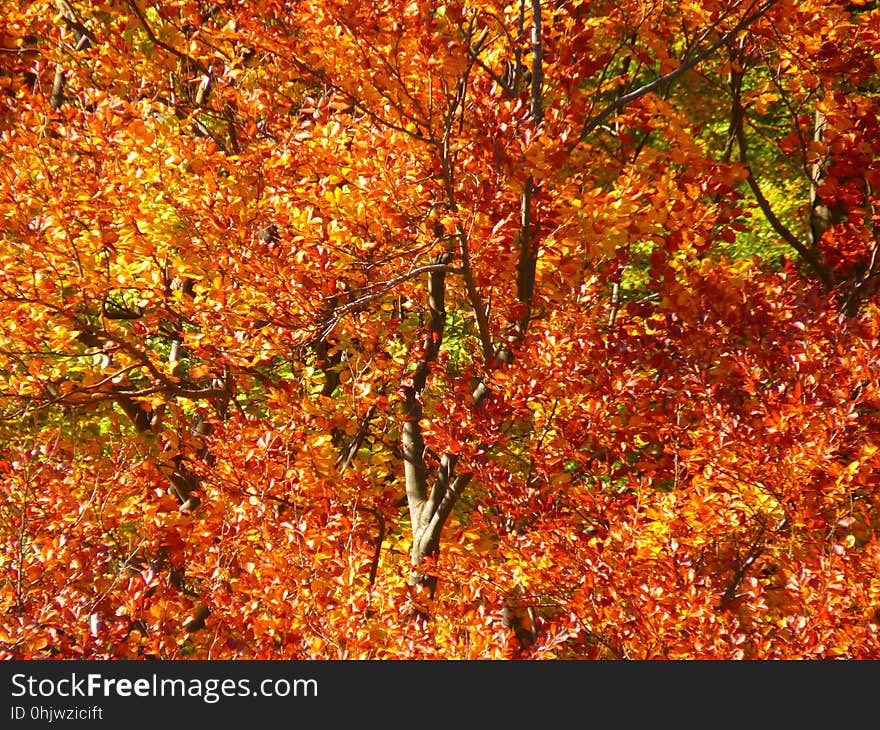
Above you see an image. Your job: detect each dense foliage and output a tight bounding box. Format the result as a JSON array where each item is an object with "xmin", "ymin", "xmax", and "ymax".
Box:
[{"xmin": 1, "ymin": 0, "xmax": 879, "ymax": 659}]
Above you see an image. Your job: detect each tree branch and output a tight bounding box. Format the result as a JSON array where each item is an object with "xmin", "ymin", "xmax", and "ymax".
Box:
[
  {"xmin": 729, "ymin": 67, "xmax": 833, "ymax": 289},
  {"xmin": 124, "ymin": 0, "xmax": 209, "ymax": 75},
  {"xmin": 574, "ymin": 0, "xmax": 781, "ymax": 147}
]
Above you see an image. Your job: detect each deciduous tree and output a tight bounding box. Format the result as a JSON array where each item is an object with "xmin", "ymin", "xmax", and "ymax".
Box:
[{"xmin": 1, "ymin": 0, "xmax": 878, "ymax": 659}]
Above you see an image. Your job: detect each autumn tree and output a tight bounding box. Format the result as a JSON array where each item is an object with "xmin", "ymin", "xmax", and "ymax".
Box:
[{"xmin": 1, "ymin": 0, "xmax": 879, "ymax": 659}]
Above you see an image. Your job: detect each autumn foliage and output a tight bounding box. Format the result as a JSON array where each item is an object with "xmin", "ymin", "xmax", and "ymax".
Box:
[{"xmin": 1, "ymin": 0, "xmax": 880, "ymax": 659}]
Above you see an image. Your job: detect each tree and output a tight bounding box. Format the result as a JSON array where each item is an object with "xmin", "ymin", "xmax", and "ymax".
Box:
[{"xmin": 1, "ymin": 0, "xmax": 879, "ymax": 659}]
